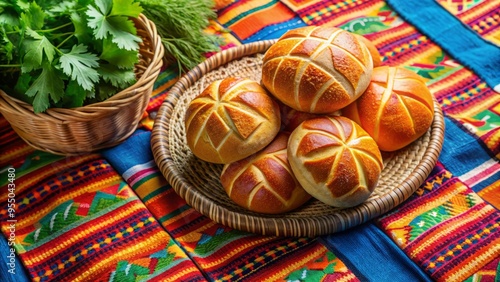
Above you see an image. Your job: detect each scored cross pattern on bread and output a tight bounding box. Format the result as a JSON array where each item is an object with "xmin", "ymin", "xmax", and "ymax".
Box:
[
  {"xmin": 221, "ymin": 132, "xmax": 311, "ymax": 214},
  {"xmin": 288, "ymin": 116, "xmax": 383, "ymax": 208},
  {"xmin": 185, "ymin": 77, "xmax": 281, "ymax": 164},
  {"xmin": 342, "ymin": 66, "xmax": 435, "ymax": 151},
  {"xmin": 262, "ymin": 26, "xmax": 373, "ymax": 114}
]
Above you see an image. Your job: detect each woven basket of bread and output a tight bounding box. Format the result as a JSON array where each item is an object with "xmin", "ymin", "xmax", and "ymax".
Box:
[
  {"xmin": 0, "ymin": 14, "xmax": 164, "ymax": 155},
  {"xmin": 151, "ymin": 39, "xmax": 445, "ymax": 237}
]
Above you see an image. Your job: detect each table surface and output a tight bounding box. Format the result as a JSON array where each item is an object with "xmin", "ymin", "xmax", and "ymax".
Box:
[{"xmin": 1, "ymin": 0, "xmax": 499, "ymax": 281}]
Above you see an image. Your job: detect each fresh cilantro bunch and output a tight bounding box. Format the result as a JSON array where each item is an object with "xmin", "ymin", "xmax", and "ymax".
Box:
[{"xmin": 0, "ymin": 0, "xmax": 144, "ymax": 113}]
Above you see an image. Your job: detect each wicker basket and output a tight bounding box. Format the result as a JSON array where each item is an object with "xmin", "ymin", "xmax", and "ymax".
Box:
[
  {"xmin": 0, "ymin": 14, "xmax": 164, "ymax": 155},
  {"xmin": 151, "ymin": 40, "xmax": 445, "ymax": 237}
]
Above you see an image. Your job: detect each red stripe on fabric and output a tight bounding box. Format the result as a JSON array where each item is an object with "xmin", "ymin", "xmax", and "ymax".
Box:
[
  {"xmin": 229, "ymin": 2, "xmax": 296, "ymax": 40},
  {"xmin": 463, "ymin": 161, "xmax": 500, "ymax": 186},
  {"xmin": 406, "ymin": 202, "xmax": 496, "ymax": 259},
  {"xmin": 20, "ymin": 200, "xmax": 149, "ymax": 266},
  {"xmin": 127, "ymin": 166, "xmax": 157, "ymax": 185}
]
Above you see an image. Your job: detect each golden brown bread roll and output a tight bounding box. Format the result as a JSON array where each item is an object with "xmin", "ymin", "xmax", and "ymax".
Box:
[
  {"xmin": 261, "ymin": 26, "xmax": 373, "ymax": 114},
  {"xmin": 287, "ymin": 116, "xmax": 383, "ymax": 208},
  {"xmin": 185, "ymin": 77, "xmax": 281, "ymax": 164},
  {"xmin": 342, "ymin": 66, "xmax": 434, "ymax": 152},
  {"xmin": 220, "ymin": 132, "xmax": 311, "ymax": 214},
  {"xmin": 356, "ymin": 34, "xmax": 381, "ymax": 67}
]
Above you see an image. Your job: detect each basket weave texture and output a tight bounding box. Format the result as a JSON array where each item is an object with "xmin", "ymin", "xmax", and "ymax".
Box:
[
  {"xmin": 0, "ymin": 14, "xmax": 164, "ymax": 155},
  {"xmin": 151, "ymin": 40, "xmax": 445, "ymax": 237}
]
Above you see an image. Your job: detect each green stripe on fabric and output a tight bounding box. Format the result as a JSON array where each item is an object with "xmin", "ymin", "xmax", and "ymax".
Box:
[{"xmin": 225, "ymin": 0, "xmax": 278, "ymax": 26}]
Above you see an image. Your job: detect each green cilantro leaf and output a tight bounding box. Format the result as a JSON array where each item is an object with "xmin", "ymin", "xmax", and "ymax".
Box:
[
  {"xmin": 71, "ymin": 12, "xmax": 93, "ymax": 45},
  {"xmin": 59, "ymin": 44, "xmax": 100, "ymax": 91},
  {"xmin": 98, "ymin": 63, "xmax": 136, "ymax": 87},
  {"xmin": 22, "ymin": 28, "xmax": 56, "ymax": 72},
  {"xmin": 111, "ymin": 0, "xmax": 142, "ymax": 18},
  {"xmin": 86, "ymin": 0, "xmax": 141, "ymax": 50},
  {"xmin": 100, "ymin": 38, "xmax": 138, "ymax": 68},
  {"xmin": 20, "ymin": 1, "xmax": 44, "ymax": 30},
  {"xmin": 0, "ymin": 30, "xmax": 14, "ymax": 63},
  {"xmin": 62, "ymin": 80, "xmax": 88, "ymax": 108},
  {"xmin": 25, "ymin": 63, "xmax": 64, "ymax": 113}
]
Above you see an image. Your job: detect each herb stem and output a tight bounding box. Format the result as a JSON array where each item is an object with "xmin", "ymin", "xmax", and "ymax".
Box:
[
  {"xmin": 38, "ymin": 22, "xmax": 73, "ymax": 33},
  {"xmin": 57, "ymin": 34, "xmax": 75, "ymax": 49},
  {"xmin": 0, "ymin": 64, "xmax": 21, "ymax": 68}
]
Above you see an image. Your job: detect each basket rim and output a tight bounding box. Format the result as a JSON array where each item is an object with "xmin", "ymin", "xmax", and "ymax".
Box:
[
  {"xmin": 0, "ymin": 13, "xmax": 164, "ymax": 118},
  {"xmin": 151, "ymin": 40, "xmax": 445, "ymax": 237}
]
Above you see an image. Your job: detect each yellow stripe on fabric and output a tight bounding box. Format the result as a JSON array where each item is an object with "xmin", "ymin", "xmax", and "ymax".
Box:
[
  {"xmin": 176, "ymin": 221, "xmax": 218, "ymax": 248},
  {"xmin": 159, "ymin": 267, "xmax": 204, "ymax": 282},
  {"xmin": 157, "ymin": 205, "xmax": 193, "ymax": 228},
  {"xmin": 320, "ymin": 1, "xmax": 385, "ymax": 28},
  {"xmin": 427, "ymin": 68, "xmax": 467, "ymax": 95},
  {"xmin": 201, "ymin": 237, "xmax": 274, "ymax": 269},
  {"xmin": 152, "ymin": 77, "xmax": 178, "ymax": 97},
  {"xmin": 11, "ymin": 174, "xmax": 123, "ymax": 228},
  {"xmin": 133, "ymin": 175, "xmax": 167, "ymax": 199},
  {"xmin": 0, "ymin": 154, "xmax": 99, "ymax": 203},
  {"xmin": 54, "ymin": 228, "xmax": 168, "ymax": 282},
  {"xmin": 370, "ymin": 25, "xmax": 417, "ymax": 47},
  {"xmin": 217, "ymin": 0, "xmax": 275, "ymax": 25},
  {"xmin": 448, "ymin": 238, "xmax": 500, "ymax": 282},
  {"xmin": 402, "ymin": 45, "xmax": 442, "ymax": 67},
  {"xmin": 19, "ymin": 200, "xmax": 146, "ymax": 264},
  {"xmin": 260, "ymin": 244, "xmax": 327, "ymax": 282},
  {"xmin": 410, "ymin": 203, "xmax": 494, "ymax": 256},
  {"xmin": 386, "ymin": 182, "xmax": 468, "ymax": 230},
  {"xmin": 458, "ymin": 1, "xmax": 498, "ymax": 23}
]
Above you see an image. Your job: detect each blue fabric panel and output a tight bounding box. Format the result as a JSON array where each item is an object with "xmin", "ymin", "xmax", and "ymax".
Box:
[
  {"xmin": 386, "ymin": 0, "xmax": 500, "ymax": 91},
  {"xmin": 320, "ymin": 221, "xmax": 432, "ymax": 282},
  {"xmin": 0, "ymin": 233, "xmax": 30, "ymax": 282},
  {"xmin": 439, "ymin": 117, "xmax": 495, "ymax": 182}
]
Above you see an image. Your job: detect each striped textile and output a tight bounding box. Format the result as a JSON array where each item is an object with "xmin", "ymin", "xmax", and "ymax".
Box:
[
  {"xmin": 101, "ymin": 130, "xmax": 360, "ymax": 281},
  {"xmin": 1, "ymin": 0, "xmax": 500, "ymax": 281},
  {"xmin": 0, "ymin": 130, "xmax": 205, "ymax": 281}
]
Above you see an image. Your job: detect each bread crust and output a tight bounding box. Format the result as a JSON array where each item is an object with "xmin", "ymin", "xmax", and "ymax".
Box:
[
  {"xmin": 220, "ymin": 132, "xmax": 311, "ymax": 214},
  {"xmin": 261, "ymin": 26, "xmax": 373, "ymax": 114},
  {"xmin": 287, "ymin": 116, "xmax": 383, "ymax": 208},
  {"xmin": 342, "ymin": 66, "xmax": 434, "ymax": 151},
  {"xmin": 185, "ymin": 77, "xmax": 281, "ymax": 164}
]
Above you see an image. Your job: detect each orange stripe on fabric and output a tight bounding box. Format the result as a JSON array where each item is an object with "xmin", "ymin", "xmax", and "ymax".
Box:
[
  {"xmin": 320, "ymin": 1, "xmax": 384, "ymax": 27},
  {"xmin": 149, "ymin": 266, "xmax": 205, "ymax": 282},
  {"xmin": 58, "ymin": 228, "xmax": 168, "ymax": 282},
  {"xmin": 409, "ymin": 203, "xmax": 494, "ymax": 256},
  {"xmin": 442, "ymin": 237, "xmax": 500, "ymax": 282},
  {"xmin": 0, "ymin": 154, "xmax": 100, "ymax": 203},
  {"xmin": 383, "ymin": 181, "xmax": 467, "ymax": 231},
  {"xmin": 457, "ymin": 1, "xmax": 499, "ymax": 23},
  {"xmin": 199, "ymin": 237, "xmax": 275, "ymax": 269},
  {"xmin": 8, "ymin": 174, "xmax": 123, "ymax": 229},
  {"xmin": 259, "ymin": 243, "xmax": 327, "ymax": 281},
  {"xmin": 218, "ymin": 0, "xmax": 275, "ymax": 23},
  {"xmin": 228, "ymin": 3, "xmax": 296, "ymax": 40},
  {"xmin": 18, "ymin": 200, "xmax": 147, "ymax": 264},
  {"xmin": 478, "ymin": 179, "xmax": 500, "ymax": 209}
]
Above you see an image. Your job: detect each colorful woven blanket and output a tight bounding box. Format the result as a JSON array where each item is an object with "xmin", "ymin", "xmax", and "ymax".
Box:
[{"xmin": 1, "ymin": 0, "xmax": 499, "ymax": 281}]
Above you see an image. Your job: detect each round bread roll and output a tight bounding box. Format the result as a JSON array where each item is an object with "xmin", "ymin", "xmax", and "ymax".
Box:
[
  {"xmin": 342, "ymin": 66, "xmax": 434, "ymax": 152},
  {"xmin": 185, "ymin": 77, "xmax": 281, "ymax": 164},
  {"xmin": 261, "ymin": 26, "xmax": 373, "ymax": 114},
  {"xmin": 356, "ymin": 34, "xmax": 381, "ymax": 67},
  {"xmin": 287, "ymin": 116, "xmax": 383, "ymax": 208},
  {"xmin": 220, "ymin": 132, "xmax": 312, "ymax": 214}
]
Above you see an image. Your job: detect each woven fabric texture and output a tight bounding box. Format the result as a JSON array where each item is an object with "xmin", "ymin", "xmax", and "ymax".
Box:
[{"xmin": 1, "ymin": 0, "xmax": 499, "ymax": 281}]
